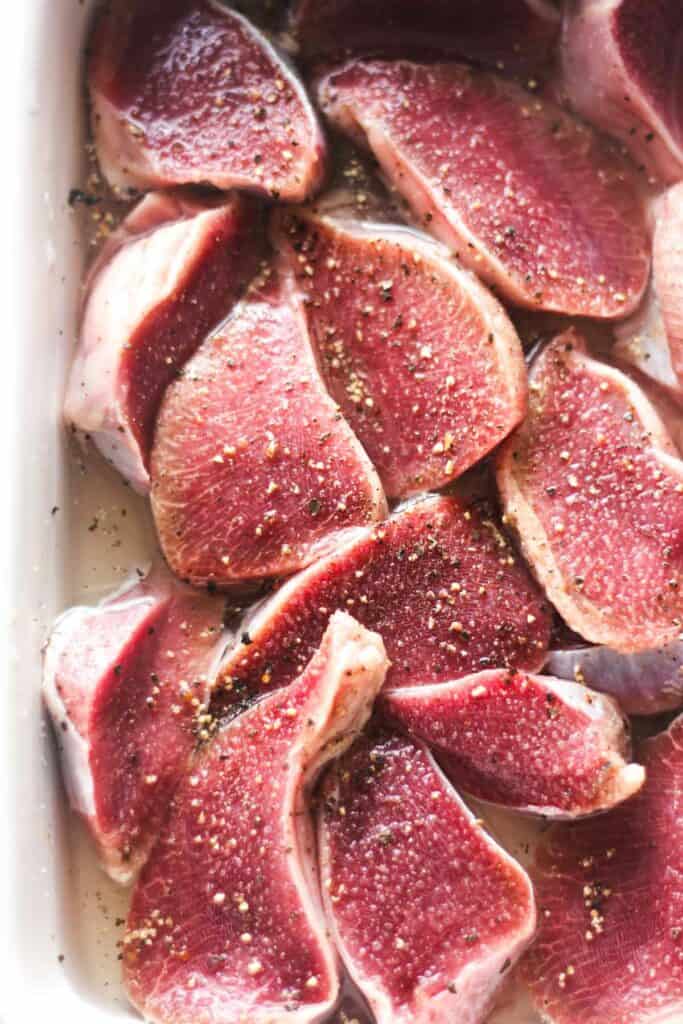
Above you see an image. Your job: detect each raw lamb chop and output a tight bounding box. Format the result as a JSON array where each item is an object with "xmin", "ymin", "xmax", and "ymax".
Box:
[
  {"xmin": 615, "ymin": 182, "xmax": 683, "ymax": 402},
  {"xmin": 214, "ymin": 494, "xmax": 551, "ymax": 711},
  {"xmin": 272, "ymin": 206, "xmax": 527, "ymax": 498},
  {"xmin": 150, "ymin": 267, "xmax": 385, "ymax": 586},
  {"xmin": 318, "ymin": 727, "xmax": 537, "ymax": 1024},
  {"xmin": 522, "ymin": 713, "xmax": 683, "ymax": 1024},
  {"xmin": 42, "ymin": 565, "xmax": 227, "ymax": 883},
  {"xmin": 89, "ymin": 0, "xmax": 325, "ymax": 199},
  {"xmin": 291, "ymin": 0, "xmax": 560, "ymax": 78},
  {"xmin": 382, "ymin": 670, "xmax": 644, "ymax": 817},
  {"xmin": 562, "ymin": 0, "xmax": 683, "ymax": 184},
  {"xmin": 546, "ymin": 640, "xmax": 683, "ymax": 715},
  {"xmin": 317, "ymin": 59, "xmax": 650, "ymax": 317},
  {"xmin": 123, "ymin": 612, "xmax": 388, "ymax": 1024},
  {"xmin": 65, "ymin": 190, "xmax": 261, "ymax": 493},
  {"xmin": 496, "ymin": 329, "xmax": 683, "ymax": 653}
]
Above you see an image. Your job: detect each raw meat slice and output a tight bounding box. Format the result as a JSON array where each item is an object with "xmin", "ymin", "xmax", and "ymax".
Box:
[
  {"xmin": 65, "ymin": 190, "xmax": 261, "ymax": 493},
  {"xmin": 89, "ymin": 0, "xmax": 325, "ymax": 199},
  {"xmin": 150, "ymin": 268, "xmax": 386, "ymax": 586},
  {"xmin": 213, "ymin": 493, "xmax": 551, "ymax": 713},
  {"xmin": 496, "ymin": 329, "xmax": 683, "ymax": 653},
  {"xmin": 317, "ymin": 59, "xmax": 650, "ymax": 317},
  {"xmin": 272, "ymin": 206, "xmax": 527, "ymax": 498},
  {"xmin": 522, "ymin": 713, "xmax": 683, "ymax": 1024},
  {"xmin": 42, "ymin": 565, "xmax": 227, "ymax": 883},
  {"xmin": 562, "ymin": 0, "xmax": 683, "ymax": 184},
  {"xmin": 382, "ymin": 670, "xmax": 644, "ymax": 817},
  {"xmin": 546, "ymin": 640, "xmax": 683, "ymax": 715},
  {"xmin": 616, "ymin": 183, "xmax": 683, "ymax": 401},
  {"xmin": 123, "ymin": 612, "xmax": 388, "ymax": 1024},
  {"xmin": 318, "ymin": 727, "xmax": 536, "ymax": 1024},
  {"xmin": 291, "ymin": 0, "xmax": 560, "ymax": 77}
]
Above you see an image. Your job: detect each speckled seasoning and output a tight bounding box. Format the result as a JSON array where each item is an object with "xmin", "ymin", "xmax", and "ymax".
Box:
[
  {"xmin": 563, "ymin": 0, "xmax": 683, "ymax": 184},
  {"xmin": 273, "ymin": 206, "xmax": 527, "ymax": 498},
  {"xmin": 65, "ymin": 189, "xmax": 262, "ymax": 493},
  {"xmin": 88, "ymin": 0, "xmax": 326, "ymax": 198},
  {"xmin": 213, "ymin": 493, "xmax": 551, "ymax": 713},
  {"xmin": 150, "ymin": 267, "xmax": 386, "ymax": 586},
  {"xmin": 42, "ymin": 563, "xmax": 227, "ymax": 883},
  {"xmin": 319, "ymin": 727, "xmax": 536, "ymax": 1024},
  {"xmin": 317, "ymin": 59, "xmax": 650, "ymax": 316},
  {"xmin": 382, "ymin": 669, "xmax": 644, "ymax": 817},
  {"xmin": 123, "ymin": 612, "xmax": 387, "ymax": 1024},
  {"xmin": 522, "ymin": 712, "xmax": 683, "ymax": 1024},
  {"xmin": 497, "ymin": 328, "xmax": 683, "ymax": 652}
]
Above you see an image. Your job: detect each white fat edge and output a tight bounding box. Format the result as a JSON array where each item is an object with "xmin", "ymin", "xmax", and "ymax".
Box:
[
  {"xmin": 42, "ymin": 609, "xmax": 96, "ymax": 819},
  {"xmin": 292, "ymin": 616, "xmax": 388, "ymax": 1011},
  {"xmin": 613, "ymin": 283, "xmax": 679, "ymax": 392}
]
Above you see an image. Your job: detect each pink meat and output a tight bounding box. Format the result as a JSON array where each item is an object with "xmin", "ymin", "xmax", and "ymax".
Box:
[
  {"xmin": 522, "ymin": 714, "xmax": 683, "ymax": 1024},
  {"xmin": 123, "ymin": 612, "xmax": 388, "ymax": 1024},
  {"xmin": 317, "ymin": 59, "xmax": 650, "ymax": 317},
  {"xmin": 497, "ymin": 329, "xmax": 683, "ymax": 652},
  {"xmin": 291, "ymin": 0, "xmax": 560, "ymax": 77},
  {"xmin": 42, "ymin": 566, "xmax": 227, "ymax": 883},
  {"xmin": 382, "ymin": 670, "xmax": 644, "ymax": 817},
  {"xmin": 318, "ymin": 728, "xmax": 536, "ymax": 1024},
  {"xmin": 615, "ymin": 183, "xmax": 683, "ymax": 401},
  {"xmin": 272, "ymin": 206, "xmax": 527, "ymax": 499},
  {"xmin": 65, "ymin": 190, "xmax": 261, "ymax": 493},
  {"xmin": 89, "ymin": 0, "xmax": 325, "ymax": 199},
  {"xmin": 214, "ymin": 494, "xmax": 551, "ymax": 712},
  {"xmin": 562, "ymin": 0, "xmax": 683, "ymax": 184},
  {"xmin": 150, "ymin": 267, "xmax": 386, "ymax": 586}
]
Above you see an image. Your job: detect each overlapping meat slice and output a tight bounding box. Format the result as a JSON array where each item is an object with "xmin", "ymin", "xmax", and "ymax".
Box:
[
  {"xmin": 65, "ymin": 190, "xmax": 261, "ymax": 493},
  {"xmin": 615, "ymin": 183, "xmax": 683, "ymax": 402},
  {"xmin": 150, "ymin": 268, "xmax": 386, "ymax": 586},
  {"xmin": 522, "ymin": 713, "xmax": 683, "ymax": 1024},
  {"xmin": 291, "ymin": 0, "xmax": 560, "ymax": 77},
  {"xmin": 89, "ymin": 0, "xmax": 325, "ymax": 199},
  {"xmin": 496, "ymin": 329, "xmax": 683, "ymax": 652},
  {"xmin": 562, "ymin": 0, "xmax": 683, "ymax": 184},
  {"xmin": 318, "ymin": 727, "xmax": 536, "ymax": 1024},
  {"xmin": 42, "ymin": 566, "xmax": 227, "ymax": 883},
  {"xmin": 382, "ymin": 670, "xmax": 644, "ymax": 817},
  {"xmin": 546, "ymin": 640, "xmax": 683, "ymax": 715},
  {"xmin": 272, "ymin": 207, "xmax": 527, "ymax": 498},
  {"xmin": 214, "ymin": 494, "xmax": 551, "ymax": 712},
  {"xmin": 317, "ymin": 60, "xmax": 650, "ymax": 317},
  {"xmin": 123, "ymin": 612, "xmax": 388, "ymax": 1024}
]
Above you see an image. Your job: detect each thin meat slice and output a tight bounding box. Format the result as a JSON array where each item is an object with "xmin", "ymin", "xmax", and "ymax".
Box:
[
  {"xmin": 497, "ymin": 329, "xmax": 683, "ymax": 653},
  {"xmin": 65, "ymin": 190, "xmax": 261, "ymax": 493},
  {"xmin": 546, "ymin": 641, "xmax": 683, "ymax": 715},
  {"xmin": 318, "ymin": 728, "xmax": 536, "ymax": 1024},
  {"xmin": 123, "ymin": 612, "xmax": 388, "ymax": 1024},
  {"xmin": 89, "ymin": 0, "xmax": 325, "ymax": 199},
  {"xmin": 273, "ymin": 206, "xmax": 527, "ymax": 498},
  {"xmin": 214, "ymin": 494, "xmax": 551, "ymax": 712},
  {"xmin": 291, "ymin": 0, "xmax": 560, "ymax": 78},
  {"xmin": 150, "ymin": 268, "xmax": 386, "ymax": 586},
  {"xmin": 382, "ymin": 670, "xmax": 644, "ymax": 818},
  {"xmin": 317, "ymin": 59, "xmax": 650, "ymax": 317},
  {"xmin": 522, "ymin": 714, "xmax": 683, "ymax": 1024},
  {"xmin": 42, "ymin": 566, "xmax": 227, "ymax": 883},
  {"xmin": 616, "ymin": 183, "xmax": 683, "ymax": 401},
  {"xmin": 562, "ymin": 0, "xmax": 683, "ymax": 184}
]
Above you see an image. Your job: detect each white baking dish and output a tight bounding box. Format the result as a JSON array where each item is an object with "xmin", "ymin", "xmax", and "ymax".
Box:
[{"xmin": 0, "ymin": 5, "xmax": 539, "ymax": 1022}]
